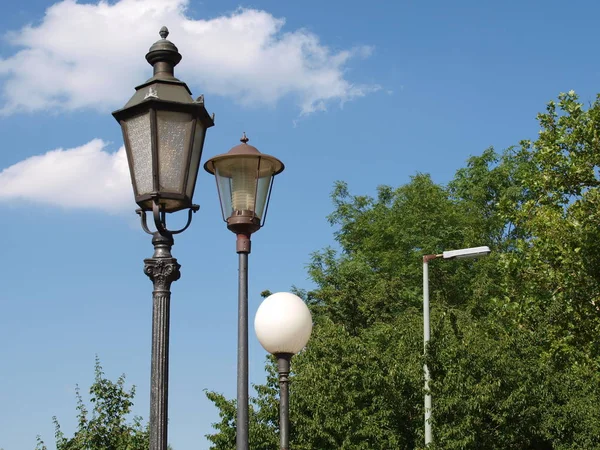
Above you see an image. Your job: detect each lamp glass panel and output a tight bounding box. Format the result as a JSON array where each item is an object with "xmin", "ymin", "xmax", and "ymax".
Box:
[
  {"xmin": 254, "ymin": 158, "xmax": 275, "ymax": 220},
  {"xmin": 157, "ymin": 110, "xmax": 193, "ymax": 193},
  {"xmin": 185, "ymin": 123, "xmax": 207, "ymax": 199},
  {"xmin": 214, "ymin": 156, "xmax": 260, "ymax": 216},
  {"xmin": 232, "ymin": 160, "xmax": 257, "ymax": 212},
  {"xmin": 123, "ymin": 112, "xmax": 153, "ymax": 196},
  {"xmin": 214, "ymin": 165, "xmax": 233, "ymax": 219}
]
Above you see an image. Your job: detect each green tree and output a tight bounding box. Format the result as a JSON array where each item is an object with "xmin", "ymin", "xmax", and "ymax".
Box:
[
  {"xmin": 36, "ymin": 357, "xmax": 152, "ymax": 450},
  {"xmin": 205, "ymin": 361, "xmax": 280, "ymax": 450},
  {"xmin": 206, "ymin": 91, "xmax": 600, "ymax": 449}
]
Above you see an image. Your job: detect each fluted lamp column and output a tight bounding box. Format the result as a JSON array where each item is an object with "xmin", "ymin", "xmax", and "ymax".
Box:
[
  {"xmin": 254, "ymin": 292, "xmax": 313, "ymax": 450},
  {"xmin": 204, "ymin": 134, "xmax": 284, "ymax": 450},
  {"xmin": 112, "ymin": 27, "xmax": 214, "ymax": 450}
]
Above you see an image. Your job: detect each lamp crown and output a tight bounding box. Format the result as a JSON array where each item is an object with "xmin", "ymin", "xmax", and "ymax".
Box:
[{"xmin": 146, "ymin": 26, "xmax": 182, "ymax": 78}]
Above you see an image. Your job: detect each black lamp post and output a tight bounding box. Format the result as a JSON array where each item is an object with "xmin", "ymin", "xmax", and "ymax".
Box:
[
  {"xmin": 204, "ymin": 134, "xmax": 284, "ymax": 450},
  {"xmin": 112, "ymin": 27, "xmax": 214, "ymax": 450}
]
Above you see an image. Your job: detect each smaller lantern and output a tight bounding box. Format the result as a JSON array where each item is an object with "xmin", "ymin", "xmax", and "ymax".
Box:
[
  {"xmin": 204, "ymin": 133, "xmax": 284, "ymax": 235},
  {"xmin": 112, "ymin": 27, "xmax": 214, "ymax": 214}
]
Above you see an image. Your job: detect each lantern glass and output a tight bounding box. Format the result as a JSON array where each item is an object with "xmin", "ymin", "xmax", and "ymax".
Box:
[
  {"xmin": 214, "ymin": 156, "xmax": 275, "ymax": 220},
  {"xmin": 185, "ymin": 123, "xmax": 207, "ymax": 199},
  {"xmin": 157, "ymin": 110, "xmax": 194, "ymax": 193},
  {"xmin": 123, "ymin": 111, "xmax": 153, "ymax": 196},
  {"xmin": 254, "ymin": 161, "xmax": 274, "ymax": 219}
]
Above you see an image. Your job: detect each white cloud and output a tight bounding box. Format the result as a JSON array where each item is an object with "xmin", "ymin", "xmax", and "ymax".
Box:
[
  {"xmin": 0, "ymin": 140, "xmax": 131, "ymax": 213},
  {"xmin": 0, "ymin": 0, "xmax": 378, "ymax": 115}
]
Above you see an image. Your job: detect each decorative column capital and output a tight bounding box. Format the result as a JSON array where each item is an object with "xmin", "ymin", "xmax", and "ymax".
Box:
[{"xmin": 144, "ymin": 258, "xmax": 181, "ymax": 291}]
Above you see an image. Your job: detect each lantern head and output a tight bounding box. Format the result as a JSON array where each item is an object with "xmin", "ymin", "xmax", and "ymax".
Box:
[
  {"xmin": 112, "ymin": 27, "xmax": 214, "ymax": 213},
  {"xmin": 204, "ymin": 133, "xmax": 284, "ymax": 235}
]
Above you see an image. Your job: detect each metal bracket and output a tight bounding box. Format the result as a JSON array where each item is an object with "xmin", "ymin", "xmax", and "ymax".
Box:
[{"xmin": 136, "ymin": 200, "xmax": 199, "ymax": 236}]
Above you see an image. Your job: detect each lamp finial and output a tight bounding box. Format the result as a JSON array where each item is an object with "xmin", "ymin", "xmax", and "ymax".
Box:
[{"xmin": 146, "ymin": 26, "xmax": 182, "ymax": 76}]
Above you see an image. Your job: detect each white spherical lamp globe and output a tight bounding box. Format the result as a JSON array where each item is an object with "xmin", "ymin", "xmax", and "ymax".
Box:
[{"xmin": 254, "ymin": 292, "xmax": 313, "ymax": 355}]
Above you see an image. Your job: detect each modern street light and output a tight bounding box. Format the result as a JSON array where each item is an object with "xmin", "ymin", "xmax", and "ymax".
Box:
[
  {"xmin": 112, "ymin": 27, "xmax": 214, "ymax": 450},
  {"xmin": 422, "ymin": 246, "xmax": 491, "ymax": 447},
  {"xmin": 254, "ymin": 292, "xmax": 313, "ymax": 450},
  {"xmin": 204, "ymin": 135, "xmax": 284, "ymax": 450}
]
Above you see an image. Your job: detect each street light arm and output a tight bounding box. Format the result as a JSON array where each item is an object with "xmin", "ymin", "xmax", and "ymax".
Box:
[{"xmin": 423, "ymin": 254, "xmax": 442, "ymax": 263}]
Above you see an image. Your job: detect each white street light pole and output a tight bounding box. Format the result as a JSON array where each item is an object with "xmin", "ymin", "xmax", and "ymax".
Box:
[{"xmin": 422, "ymin": 246, "xmax": 491, "ymax": 447}]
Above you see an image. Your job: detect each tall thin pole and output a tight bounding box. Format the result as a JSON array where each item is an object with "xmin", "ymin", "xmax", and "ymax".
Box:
[
  {"xmin": 421, "ymin": 250, "xmax": 490, "ymax": 446},
  {"xmin": 277, "ymin": 354, "xmax": 292, "ymax": 450},
  {"xmin": 237, "ymin": 234, "xmax": 250, "ymax": 450},
  {"xmin": 423, "ymin": 256, "xmax": 432, "ymax": 446},
  {"xmin": 145, "ymin": 232, "xmax": 180, "ymax": 450}
]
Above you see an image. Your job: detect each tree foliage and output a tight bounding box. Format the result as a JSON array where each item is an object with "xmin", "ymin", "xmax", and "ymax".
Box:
[
  {"xmin": 207, "ymin": 91, "xmax": 600, "ymax": 449},
  {"xmin": 36, "ymin": 357, "xmax": 152, "ymax": 450}
]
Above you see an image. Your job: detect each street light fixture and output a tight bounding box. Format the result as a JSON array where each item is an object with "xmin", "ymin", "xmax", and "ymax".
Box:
[
  {"xmin": 441, "ymin": 246, "xmax": 491, "ymax": 260},
  {"xmin": 254, "ymin": 292, "xmax": 313, "ymax": 450},
  {"xmin": 422, "ymin": 245, "xmax": 491, "ymax": 447},
  {"xmin": 204, "ymin": 135, "xmax": 284, "ymax": 450},
  {"xmin": 112, "ymin": 27, "xmax": 214, "ymax": 450}
]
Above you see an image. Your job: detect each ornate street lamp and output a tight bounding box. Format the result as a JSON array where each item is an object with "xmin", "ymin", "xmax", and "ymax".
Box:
[
  {"xmin": 254, "ymin": 292, "xmax": 313, "ymax": 450},
  {"xmin": 112, "ymin": 27, "xmax": 214, "ymax": 450},
  {"xmin": 204, "ymin": 134, "xmax": 284, "ymax": 450}
]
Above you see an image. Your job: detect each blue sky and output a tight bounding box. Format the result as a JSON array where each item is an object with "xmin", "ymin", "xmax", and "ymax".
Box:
[{"xmin": 0, "ymin": 1, "xmax": 599, "ymax": 449}]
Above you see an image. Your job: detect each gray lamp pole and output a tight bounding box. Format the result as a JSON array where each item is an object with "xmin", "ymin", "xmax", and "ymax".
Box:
[
  {"xmin": 422, "ymin": 246, "xmax": 491, "ymax": 447},
  {"xmin": 205, "ymin": 135, "xmax": 284, "ymax": 450},
  {"xmin": 112, "ymin": 27, "xmax": 214, "ymax": 450},
  {"xmin": 254, "ymin": 292, "xmax": 313, "ymax": 450},
  {"xmin": 276, "ymin": 354, "xmax": 292, "ymax": 448}
]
